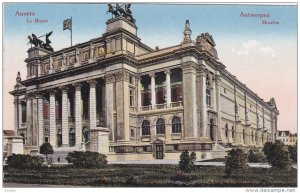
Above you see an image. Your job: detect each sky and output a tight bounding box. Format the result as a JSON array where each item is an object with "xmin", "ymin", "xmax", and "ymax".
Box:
[{"xmin": 2, "ymin": 3, "xmax": 297, "ymax": 133}]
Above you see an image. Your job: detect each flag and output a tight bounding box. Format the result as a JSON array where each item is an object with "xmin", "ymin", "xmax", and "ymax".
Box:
[{"xmin": 63, "ymin": 18, "xmax": 72, "ymax": 30}]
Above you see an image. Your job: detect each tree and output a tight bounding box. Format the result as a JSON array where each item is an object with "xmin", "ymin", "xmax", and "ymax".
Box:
[
  {"xmin": 266, "ymin": 140, "xmax": 292, "ymax": 169},
  {"xmin": 225, "ymin": 148, "xmax": 248, "ymax": 177},
  {"xmin": 179, "ymin": 150, "xmax": 192, "ymax": 173},
  {"xmin": 288, "ymin": 143, "xmax": 297, "ymax": 163},
  {"xmin": 40, "ymin": 143, "xmax": 54, "ymax": 165},
  {"xmin": 248, "ymin": 149, "xmax": 266, "ymax": 163},
  {"xmin": 178, "ymin": 151, "xmax": 197, "ymax": 173},
  {"xmin": 190, "ymin": 152, "xmax": 197, "ymax": 165},
  {"xmin": 263, "ymin": 142, "xmax": 273, "ymax": 157}
]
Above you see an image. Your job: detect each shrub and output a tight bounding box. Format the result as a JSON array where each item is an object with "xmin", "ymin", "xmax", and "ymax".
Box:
[
  {"xmin": 263, "ymin": 142, "xmax": 273, "ymax": 157},
  {"xmin": 266, "ymin": 140, "xmax": 292, "ymax": 169},
  {"xmin": 66, "ymin": 151, "xmax": 107, "ymax": 168},
  {"xmin": 190, "ymin": 152, "xmax": 197, "ymax": 164},
  {"xmin": 179, "ymin": 150, "xmax": 194, "ymax": 173},
  {"xmin": 248, "ymin": 149, "xmax": 267, "ymax": 163},
  {"xmin": 179, "ymin": 150, "xmax": 190, "ymax": 173},
  {"xmin": 288, "ymin": 144, "xmax": 297, "ymax": 163},
  {"xmin": 225, "ymin": 148, "xmax": 248, "ymax": 177},
  {"xmin": 5, "ymin": 154, "xmax": 44, "ymax": 169},
  {"xmin": 39, "ymin": 143, "xmax": 54, "ymax": 165}
]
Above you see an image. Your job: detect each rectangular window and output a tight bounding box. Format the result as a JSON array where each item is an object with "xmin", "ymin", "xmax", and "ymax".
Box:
[
  {"xmin": 21, "ymin": 104, "xmax": 26, "ymax": 123},
  {"xmin": 171, "ymin": 86, "xmax": 182, "ymax": 102},
  {"xmin": 156, "ymin": 88, "xmax": 165, "ymax": 104},
  {"xmin": 141, "ymin": 92, "xmax": 151, "ymax": 106},
  {"xmin": 206, "ymin": 88, "xmax": 211, "ymax": 106},
  {"xmin": 43, "ymin": 101, "xmax": 49, "ymax": 119},
  {"xmin": 131, "ymin": 129, "xmax": 134, "ymax": 138},
  {"xmin": 129, "ymin": 89, "xmax": 134, "ymax": 106}
]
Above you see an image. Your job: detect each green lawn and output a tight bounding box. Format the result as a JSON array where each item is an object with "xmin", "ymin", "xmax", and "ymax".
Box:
[{"xmin": 3, "ymin": 165, "xmax": 297, "ymax": 187}]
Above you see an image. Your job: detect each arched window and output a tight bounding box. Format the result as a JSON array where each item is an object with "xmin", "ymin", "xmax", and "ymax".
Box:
[
  {"xmin": 82, "ymin": 127, "xmax": 89, "ymax": 143},
  {"xmin": 252, "ymin": 130, "xmax": 254, "ymax": 143},
  {"xmin": 210, "ymin": 119, "xmax": 214, "ymax": 141},
  {"xmin": 243, "ymin": 129, "xmax": 246, "ymax": 141},
  {"xmin": 225, "ymin": 123, "xmax": 228, "ymax": 138},
  {"xmin": 69, "ymin": 128, "xmax": 75, "ymax": 147},
  {"xmin": 142, "ymin": 120, "xmax": 150, "ymax": 136},
  {"xmin": 156, "ymin": 118, "xmax": 165, "ymax": 135},
  {"xmin": 172, "ymin": 116, "xmax": 181, "ymax": 133},
  {"xmin": 57, "ymin": 129, "xmax": 62, "ymax": 147}
]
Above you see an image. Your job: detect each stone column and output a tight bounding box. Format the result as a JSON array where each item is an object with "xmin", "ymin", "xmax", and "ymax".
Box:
[
  {"xmin": 105, "ymin": 75, "xmax": 115, "ymax": 141},
  {"xmin": 74, "ymin": 83, "xmax": 82, "ymax": 147},
  {"xmin": 183, "ymin": 61, "xmax": 198, "ymax": 139},
  {"xmin": 165, "ymin": 70, "xmax": 171, "ymax": 108},
  {"xmin": 32, "ymin": 97, "xmax": 38, "ymax": 146},
  {"xmin": 26, "ymin": 97, "xmax": 32, "ymax": 146},
  {"xmin": 61, "ymin": 86, "xmax": 69, "ymax": 146},
  {"xmin": 37, "ymin": 96, "xmax": 44, "ymax": 146},
  {"xmin": 228, "ymin": 127, "xmax": 233, "ymax": 144},
  {"xmin": 198, "ymin": 64, "xmax": 207, "ymax": 138},
  {"xmin": 49, "ymin": 90, "xmax": 56, "ymax": 147},
  {"xmin": 89, "ymin": 80, "xmax": 97, "ymax": 130},
  {"xmin": 137, "ymin": 77, "xmax": 141, "ymax": 111},
  {"xmin": 13, "ymin": 99, "xmax": 18, "ymax": 134},
  {"xmin": 18, "ymin": 102, "xmax": 22, "ymax": 129},
  {"xmin": 214, "ymin": 73, "xmax": 222, "ymax": 142},
  {"xmin": 115, "ymin": 73, "xmax": 130, "ymax": 142},
  {"xmin": 150, "ymin": 73, "xmax": 156, "ymax": 110},
  {"xmin": 37, "ymin": 62, "xmax": 42, "ymax": 77}
]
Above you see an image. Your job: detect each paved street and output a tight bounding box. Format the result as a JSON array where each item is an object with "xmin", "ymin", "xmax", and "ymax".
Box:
[{"xmin": 109, "ymin": 160, "xmax": 297, "ymax": 169}]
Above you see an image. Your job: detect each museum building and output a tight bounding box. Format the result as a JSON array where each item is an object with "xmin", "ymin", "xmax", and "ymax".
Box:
[{"xmin": 10, "ymin": 9, "xmax": 279, "ymax": 161}]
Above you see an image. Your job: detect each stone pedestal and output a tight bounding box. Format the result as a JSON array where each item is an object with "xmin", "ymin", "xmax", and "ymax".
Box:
[
  {"xmin": 89, "ymin": 128, "xmax": 109, "ymax": 154},
  {"xmin": 106, "ymin": 16, "xmax": 137, "ymax": 36},
  {"xmin": 5, "ymin": 136, "xmax": 24, "ymax": 156}
]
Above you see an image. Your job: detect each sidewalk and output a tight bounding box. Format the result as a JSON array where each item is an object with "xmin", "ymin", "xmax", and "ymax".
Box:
[{"xmin": 108, "ymin": 160, "xmax": 297, "ymax": 169}]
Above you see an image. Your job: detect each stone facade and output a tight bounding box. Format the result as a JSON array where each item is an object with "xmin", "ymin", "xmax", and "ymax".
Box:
[{"xmin": 9, "ymin": 15, "xmax": 279, "ymax": 162}]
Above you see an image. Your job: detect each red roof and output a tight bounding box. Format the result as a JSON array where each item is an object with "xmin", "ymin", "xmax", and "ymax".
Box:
[{"xmin": 3, "ymin": 130, "xmax": 15, "ymax": 136}]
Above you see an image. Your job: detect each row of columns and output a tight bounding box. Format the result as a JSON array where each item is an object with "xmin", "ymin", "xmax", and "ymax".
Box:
[
  {"xmin": 24, "ymin": 80, "xmax": 99, "ymax": 148},
  {"xmin": 138, "ymin": 70, "xmax": 173, "ymax": 110},
  {"xmin": 223, "ymin": 125, "xmax": 269, "ymax": 147}
]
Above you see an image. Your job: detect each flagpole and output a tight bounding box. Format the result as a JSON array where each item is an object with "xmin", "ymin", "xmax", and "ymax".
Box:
[{"xmin": 71, "ymin": 16, "xmax": 72, "ymax": 46}]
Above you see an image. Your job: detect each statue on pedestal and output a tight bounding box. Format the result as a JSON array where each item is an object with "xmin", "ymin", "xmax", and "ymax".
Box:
[
  {"xmin": 27, "ymin": 31, "xmax": 54, "ymax": 52},
  {"xmin": 107, "ymin": 3, "xmax": 135, "ymax": 23}
]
